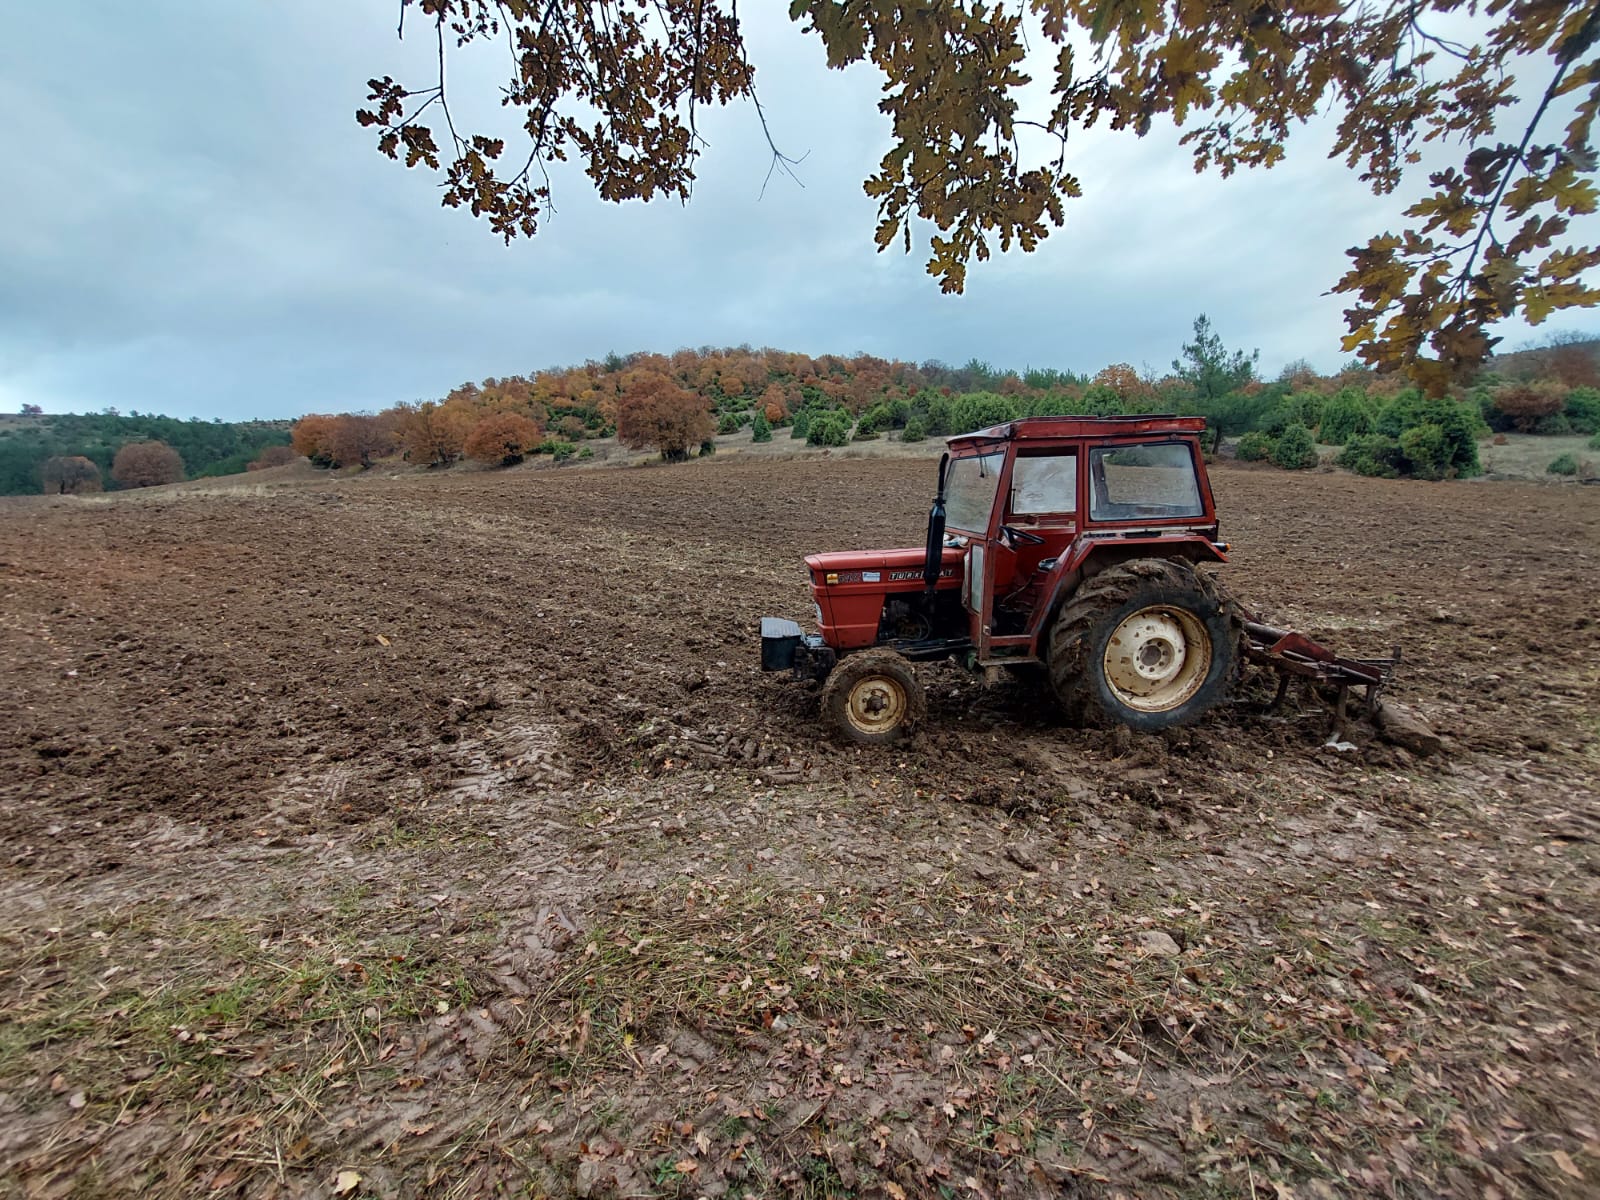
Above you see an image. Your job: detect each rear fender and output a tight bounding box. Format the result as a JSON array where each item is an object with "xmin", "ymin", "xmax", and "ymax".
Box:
[
  {"xmin": 1032, "ymin": 535, "xmax": 1228, "ymax": 644},
  {"xmin": 1062, "ymin": 534, "xmax": 1226, "ymax": 577}
]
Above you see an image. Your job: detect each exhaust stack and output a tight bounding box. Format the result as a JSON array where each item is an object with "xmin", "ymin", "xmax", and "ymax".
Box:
[{"xmin": 922, "ymin": 452, "xmax": 949, "ymax": 596}]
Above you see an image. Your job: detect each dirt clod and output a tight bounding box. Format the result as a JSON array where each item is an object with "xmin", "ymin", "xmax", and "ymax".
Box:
[
  {"xmin": 1376, "ymin": 698, "xmax": 1445, "ymax": 755},
  {"xmin": 1135, "ymin": 929, "xmax": 1182, "ymax": 957}
]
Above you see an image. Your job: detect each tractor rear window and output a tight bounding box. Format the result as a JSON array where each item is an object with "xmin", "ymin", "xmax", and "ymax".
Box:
[
  {"xmin": 1011, "ymin": 453, "xmax": 1076, "ymax": 515},
  {"xmin": 945, "ymin": 452, "xmax": 1003, "ymax": 533},
  {"xmin": 1088, "ymin": 442, "xmax": 1203, "ymax": 521}
]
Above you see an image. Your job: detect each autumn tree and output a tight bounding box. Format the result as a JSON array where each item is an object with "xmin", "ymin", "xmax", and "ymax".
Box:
[
  {"xmin": 326, "ymin": 415, "xmax": 394, "ymax": 470},
  {"xmin": 361, "ymin": 2, "xmax": 1600, "ymax": 387},
  {"xmin": 1090, "ymin": 363, "xmax": 1152, "ymax": 405},
  {"xmin": 291, "ymin": 414, "xmax": 341, "ymax": 467},
  {"xmin": 111, "ymin": 441, "xmax": 185, "ymax": 488},
  {"xmin": 41, "ymin": 455, "xmax": 102, "ymax": 495},
  {"xmin": 393, "ymin": 400, "xmax": 473, "ymax": 467},
  {"xmin": 616, "ymin": 370, "xmax": 713, "ymax": 462},
  {"xmin": 759, "ymin": 382, "xmax": 791, "ymax": 424},
  {"xmin": 1491, "ymin": 379, "xmax": 1571, "ymax": 431},
  {"xmin": 464, "ymin": 411, "xmax": 543, "ymax": 466}
]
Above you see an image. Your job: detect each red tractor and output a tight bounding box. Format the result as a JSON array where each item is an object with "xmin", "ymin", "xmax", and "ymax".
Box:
[{"xmin": 761, "ymin": 415, "xmax": 1394, "ymax": 743}]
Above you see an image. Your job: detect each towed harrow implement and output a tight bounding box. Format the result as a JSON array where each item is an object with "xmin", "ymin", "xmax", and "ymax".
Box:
[{"xmin": 1239, "ymin": 614, "xmax": 1401, "ymax": 736}]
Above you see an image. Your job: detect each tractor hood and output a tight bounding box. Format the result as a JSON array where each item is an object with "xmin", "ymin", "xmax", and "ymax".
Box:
[
  {"xmin": 803, "ymin": 546, "xmax": 965, "ymax": 651},
  {"xmin": 805, "ymin": 546, "xmax": 964, "ymax": 581}
]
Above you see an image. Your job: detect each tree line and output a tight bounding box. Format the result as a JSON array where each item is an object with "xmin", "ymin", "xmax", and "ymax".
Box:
[
  {"xmin": 0, "ymin": 412, "xmax": 294, "ymax": 496},
  {"xmin": 284, "ymin": 348, "xmax": 1095, "ymax": 471},
  {"xmin": 288, "ymin": 322, "xmax": 1600, "ymax": 481},
  {"xmin": 9, "ymin": 324, "xmax": 1593, "ymax": 494}
]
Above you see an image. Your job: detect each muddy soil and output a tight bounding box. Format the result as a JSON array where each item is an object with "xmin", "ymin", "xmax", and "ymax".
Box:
[{"xmin": 1, "ymin": 457, "xmax": 1597, "ymax": 1199}]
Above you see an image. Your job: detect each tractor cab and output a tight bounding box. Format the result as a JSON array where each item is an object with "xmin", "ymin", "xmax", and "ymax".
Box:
[{"xmin": 939, "ymin": 416, "xmax": 1222, "ymax": 665}]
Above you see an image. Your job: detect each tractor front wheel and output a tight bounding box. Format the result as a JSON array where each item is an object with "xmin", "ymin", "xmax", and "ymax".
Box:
[
  {"xmin": 821, "ymin": 649, "xmax": 926, "ymax": 745},
  {"xmin": 1049, "ymin": 560, "xmax": 1236, "ymax": 731}
]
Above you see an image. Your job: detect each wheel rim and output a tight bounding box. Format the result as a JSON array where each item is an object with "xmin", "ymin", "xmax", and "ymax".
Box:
[
  {"xmin": 1102, "ymin": 605, "xmax": 1212, "ymax": 713},
  {"xmin": 843, "ymin": 673, "xmax": 909, "ymax": 737}
]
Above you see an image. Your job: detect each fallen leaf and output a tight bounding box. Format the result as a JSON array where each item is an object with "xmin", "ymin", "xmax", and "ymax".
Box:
[
  {"xmin": 332, "ymin": 1170, "xmax": 362, "ymax": 1195},
  {"xmin": 1552, "ymin": 1149, "xmax": 1583, "ymax": 1180}
]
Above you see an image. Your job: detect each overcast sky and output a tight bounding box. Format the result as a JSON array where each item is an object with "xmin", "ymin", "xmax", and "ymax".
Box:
[{"xmin": 2, "ymin": 2, "xmax": 1593, "ymax": 420}]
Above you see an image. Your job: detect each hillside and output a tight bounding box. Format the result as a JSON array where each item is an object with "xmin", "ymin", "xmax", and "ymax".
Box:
[
  {"xmin": 1486, "ymin": 335, "xmax": 1600, "ymax": 385},
  {"xmin": 0, "ymin": 412, "xmax": 292, "ymax": 496}
]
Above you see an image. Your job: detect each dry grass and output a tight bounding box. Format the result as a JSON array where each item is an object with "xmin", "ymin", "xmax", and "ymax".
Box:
[
  {"xmin": 0, "ymin": 896, "xmax": 485, "ymax": 1194},
  {"xmin": 1476, "ymin": 431, "xmax": 1596, "ymax": 479}
]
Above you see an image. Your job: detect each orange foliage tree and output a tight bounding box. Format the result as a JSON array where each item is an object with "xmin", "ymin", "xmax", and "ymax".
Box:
[
  {"xmin": 393, "ymin": 401, "xmax": 473, "ymax": 467},
  {"xmin": 291, "ymin": 415, "xmax": 341, "ymax": 467},
  {"xmin": 1492, "ymin": 381, "xmax": 1569, "ymax": 432},
  {"xmin": 616, "ymin": 370, "xmax": 712, "ymax": 462},
  {"xmin": 465, "ymin": 412, "xmax": 543, "ymax": 466},
  {"xmin": 41, "ymin": 455, "xmax": 102, "ymax": 495},
  {"xmin": 1091, "ymin": 363, "xmax": 1153, "ymax": 405},
  {"xmin": 111, "ymin": 441, "xmax": 185, "ymax": 488},
  {"xmin": 332, "ymin": 415, "xmax": 395, "ymax": 469},
  {"xmin": 759, "ymin": 382, "xmax": 789, "ymax": 424}
]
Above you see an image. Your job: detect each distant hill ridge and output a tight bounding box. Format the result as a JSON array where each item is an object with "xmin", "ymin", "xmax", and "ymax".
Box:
[
  {"xmin": 1487, "ymin": 336, "xmax": 1600, "ymax": 384},
  {"xmin": 0, "ymin": 412, "xmax": 293, "ymax": 496}
]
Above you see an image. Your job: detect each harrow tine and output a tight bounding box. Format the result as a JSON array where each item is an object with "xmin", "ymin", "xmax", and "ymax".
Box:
[{"xmin": 1240, "ymin": 618, "xmax": 1400, "ymax": 695}]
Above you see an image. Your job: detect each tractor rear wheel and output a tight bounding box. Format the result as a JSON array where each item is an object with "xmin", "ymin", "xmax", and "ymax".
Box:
[
  {"xmin": 821, "ymin": 649, "xmax": 926, "ymax": 745},
  {"xmin": 1048, "ymin": 560, "xmax": 1235, "ymax": 731}
]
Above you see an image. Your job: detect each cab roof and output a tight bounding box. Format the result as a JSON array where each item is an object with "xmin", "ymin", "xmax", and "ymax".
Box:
[{"xmin": 947, "ymin": 414, "xmax": 1207, "ymax": 450}]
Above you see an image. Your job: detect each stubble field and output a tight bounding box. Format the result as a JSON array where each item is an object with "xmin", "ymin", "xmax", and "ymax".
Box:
[{"xmin": 1, "ymin": 453, "xmax": 1597, "ymax": 1199}]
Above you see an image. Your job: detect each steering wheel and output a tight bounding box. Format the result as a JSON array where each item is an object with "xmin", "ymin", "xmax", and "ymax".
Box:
[{"xmin": 1001, "ymin": 525, "xmax": 1045, "ymax": 547}]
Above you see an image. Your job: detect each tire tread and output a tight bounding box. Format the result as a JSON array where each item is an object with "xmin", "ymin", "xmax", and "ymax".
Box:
[
  {"xmin": 1048, "ymin": 559, "xmax": 1232, "ymax": 728},
  {"xmin": 821, "ymin": 648, "xmax": 927, "ymax": 745}
]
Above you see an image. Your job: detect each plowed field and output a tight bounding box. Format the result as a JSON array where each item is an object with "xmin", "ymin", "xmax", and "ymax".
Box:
[{"xmin": 2, "ymin": 454, "xmax": 1597, "ymax": 1199}]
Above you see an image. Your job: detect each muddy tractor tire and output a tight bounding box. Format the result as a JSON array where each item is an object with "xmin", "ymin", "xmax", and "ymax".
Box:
[
  {"xmin": 821, "ymin": 648, "xmax": 926, "ymax": 745},
  {"xmin": 1048, "ymin": 559, "xmax": 1236, "ymax": 731}
]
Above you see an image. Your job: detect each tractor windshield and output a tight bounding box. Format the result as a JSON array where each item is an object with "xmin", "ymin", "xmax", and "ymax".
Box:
[
  {"xmin": 944, "ymin": 452, "xmax": 1003, "ymax": 533},
  {"xmin": 1088, "ymin": 442, "xmax": 1204, "ymax": 521}
]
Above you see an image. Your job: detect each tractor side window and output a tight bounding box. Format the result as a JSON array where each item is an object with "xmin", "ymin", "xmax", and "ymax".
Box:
[
  {"xmin": 944, "ymin": 452, "xmax": 1004, "ymax": 533},
  {"xmin": 1010, "ymin": 454, "xmax": 1076, "ymax": 516},
  {"xmin": 1088, "ymin": 443, "xmax": 1204, "ymax": 521}
]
